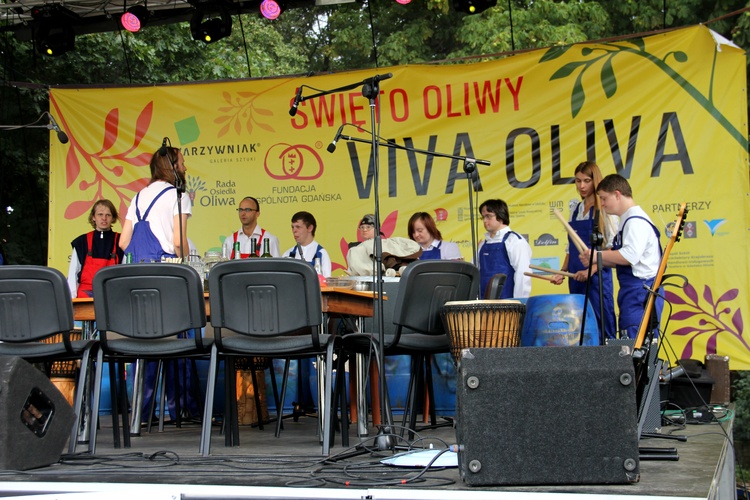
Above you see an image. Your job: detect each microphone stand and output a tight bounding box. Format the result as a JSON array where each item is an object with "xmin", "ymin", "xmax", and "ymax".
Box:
[
  {"xmin": 578, "ymin": 211, "xmax": 603, "ymax": 346},
  {"xmin": 0, "ymin": 111, "xmax": 69, "ymax": 143},
  {"xmin": 338, "ymin": 134, "xmax": 490, "ymax": 265}
]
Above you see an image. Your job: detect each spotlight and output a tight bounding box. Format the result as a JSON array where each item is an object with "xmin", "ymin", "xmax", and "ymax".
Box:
[
  {"xmin": 190, "ymin": 2, "xmax": 232, "ymax": 43},
  {"xmin": 31, "ymin": 5, "xmax": 77, "ymax": 56},
  {"xmin": 260, "ymin": 0, "xmax": 282, "ymax": 20},
  {"xmin": 453, "ymin": 0, "xmax": 497, "ymax": 14},
  {"xmin": 36, "ymin": 24, "xmax": 75, "ymax": 56},
  {"xmin": 395, "ymin": 0, "xmax": 412, "ymax": 4},
  {"xmin": 121, "ymin": 5, "xmax": 150, "ymax": 33}
]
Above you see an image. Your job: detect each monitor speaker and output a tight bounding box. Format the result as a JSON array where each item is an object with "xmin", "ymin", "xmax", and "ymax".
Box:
[
  {"xmin": 0, "ymin": 356, "xmax": 76, "ymax": 470},
  {"xmin": 455, "ymin": 346, "xmax": 640, "ymax": 486}
]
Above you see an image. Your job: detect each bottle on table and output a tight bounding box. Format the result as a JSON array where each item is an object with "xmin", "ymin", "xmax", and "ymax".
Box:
[
  {"xmin": 260, "ymin": 239, "xmax": 273, "ymax": 258},
  {"xmin": 233, "ymin": 241, "xmax": 242, "ymax": 260},
  {"xmin": 249, "ymin": 238, "xmax": 259, "ymax": 258}
]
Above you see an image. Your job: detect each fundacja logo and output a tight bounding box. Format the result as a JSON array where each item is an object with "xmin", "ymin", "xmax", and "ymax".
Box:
[{"xmin": 264, "ymin": 143, "xmax": 324, "ymax": 180}]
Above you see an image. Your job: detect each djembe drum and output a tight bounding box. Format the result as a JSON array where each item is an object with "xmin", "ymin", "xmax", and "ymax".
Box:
[{"xmin": 441, "ymin": 300, "xmax": 526, "ymax": 364}]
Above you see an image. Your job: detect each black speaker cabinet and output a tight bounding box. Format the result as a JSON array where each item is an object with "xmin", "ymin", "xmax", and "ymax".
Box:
[
  {"xmin": 0, "ymin": 356, "xmax": 76, "ymax": 470},
  {"xmin": 455, "ymin": 346, "xmax": 640, "ymax": 486}
]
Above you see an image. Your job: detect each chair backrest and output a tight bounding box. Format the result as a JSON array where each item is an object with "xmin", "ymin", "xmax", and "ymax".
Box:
[
  {"xmin": 93, "ymin": 263, "xmax": 206, "ymax": 339},
  {"xmin": 0, "ymin": 266, "xmax": 74, "ymax": 342},
  {"xmin": 392, "ymin": 260, "xmax": 480, "ymax": 336},
  {"xmin": 208, "ymin": 258, "xmax": 322, "ymax": 336},
  {"xmin": 484, "ymin": 273, "xmax": 507, "ymax": 300},
  {"xmin": 520, "ymin": 294, "xmax": 600, "ymax": 346}
]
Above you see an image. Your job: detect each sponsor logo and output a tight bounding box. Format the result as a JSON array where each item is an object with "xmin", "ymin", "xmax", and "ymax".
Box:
[
  {"xmin": 534, "ymin": 233, "xmax": 559, "ymax": 246},
  {"xmin": 682, "ymin": 221, "xmax": 697, "ymax": 238},
  {"xmin": 703, "ymin": 219, "xmax": 727, "ymax": 236}
]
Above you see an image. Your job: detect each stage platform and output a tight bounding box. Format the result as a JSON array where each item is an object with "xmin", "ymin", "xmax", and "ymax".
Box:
[{"xmin": 0, "ymin": 408, "xmax": 736, "ymax": 500}]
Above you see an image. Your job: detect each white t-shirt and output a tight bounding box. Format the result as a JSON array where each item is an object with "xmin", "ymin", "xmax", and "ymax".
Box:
[
  {"xmin": 421, "ymin": 239, "xmax": 464, "ymax": 260},
  {"xmin": 125, "ymin": 181, "xmax": 192, "ymax": 255},
  {"xmin": 617, "ymin": 206, "xmax": 661, "ymax": 279},
  {"xmin": 565, "ymin": 202, "xmax": 619, "ymax": 253},
  {"xmin": 284, "ymin": 240, "xmax": 332, "ymax": 277}
]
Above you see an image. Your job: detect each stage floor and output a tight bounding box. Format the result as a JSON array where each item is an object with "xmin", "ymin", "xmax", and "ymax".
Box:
[{"xmin": 0, "ymin": 407, "xmax": 736, "ymax": 500}]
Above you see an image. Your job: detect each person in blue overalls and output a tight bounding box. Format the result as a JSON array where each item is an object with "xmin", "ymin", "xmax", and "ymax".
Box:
[
  {"xmin": 283, "ymin": 210, "xmax": 332, "ymax": 277},
  {"xmin": 580, "ymin": 174, "xmax": 663, "ymax": 339},
  {"xmin": 477, "ymin": 199, "xmax": 532, "ymax": 299},
  {"xmin": 407, "ymin": 212, "xmax": 463, "ymax": 261},
  {"xmin": 550, "ymin": 162, "xmax": 618, "ymax": 339}
]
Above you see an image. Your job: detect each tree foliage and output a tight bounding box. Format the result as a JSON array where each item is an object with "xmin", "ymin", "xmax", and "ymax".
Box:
[{"xmin": 0, "ymin": 0, "xmax": 748, "ymax": 264}]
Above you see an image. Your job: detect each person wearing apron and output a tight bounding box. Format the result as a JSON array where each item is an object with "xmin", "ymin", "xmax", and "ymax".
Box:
[
  {"xmin": 407, "ymin": 212, "xmax": 463, "ymax": 261},
  {"xmin": 477, "ymin": 199, "xmax": 532, "ymax": 299},
  {"xmin": 67, "ymin": 199, "xmax": 123, "ymax": 298},
  {"xmin": 550, "ymin": 162, "xmax": 618, "ymax": 339},
  {"xmin": 284, "ymin": 210, "xmax": 332, "ymax": 277},
  {"xmin": 580, "ymin": 174, "xmax": 663, "ymax": 339},
  {"xmin": 222, "ymin": 196, "xmax": 280, "ymax": 259}
]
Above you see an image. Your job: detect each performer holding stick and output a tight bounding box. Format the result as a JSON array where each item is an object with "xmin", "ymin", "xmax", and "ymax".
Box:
[{"xmin": 550, "ymin": 161, "xmax": 617, "ymax": 339}]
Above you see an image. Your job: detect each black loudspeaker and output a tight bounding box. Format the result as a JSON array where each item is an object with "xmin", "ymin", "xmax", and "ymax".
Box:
[
  {"xmin": 455, "ymin": 346, "xmax": 640, "ymax": 486},
  {"xmin": 0, "ymin": 356, "xmax": 76, "ymax": 470}
]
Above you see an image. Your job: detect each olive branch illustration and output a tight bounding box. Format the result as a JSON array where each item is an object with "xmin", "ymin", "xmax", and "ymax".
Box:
[
  {"xmin": 541, "ymin": 37, "xmax": 748, "ymax": 150},
  {"xmin": 215, "ymin": 91, "xmax": 276, "ymax": 137},
  {"xmin": 664, "ymin": 283, "xmax": 746, "ymax": 359}
]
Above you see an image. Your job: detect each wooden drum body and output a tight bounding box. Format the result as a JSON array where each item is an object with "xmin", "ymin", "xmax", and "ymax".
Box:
[{"xmin": 441, "ymin": 300, "xmax": 526, "ymax": 363}]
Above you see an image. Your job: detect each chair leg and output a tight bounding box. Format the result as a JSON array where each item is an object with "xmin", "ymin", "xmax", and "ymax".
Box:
[
  {"xmin": 88, "ymin": 348, "xmax": 104, "ymax": 455},
  {"xmin": 118, "ymin": 361, "xmax": 131, "ymax": 448},
  {"xmin": 249, "ymin": 368, "xmax": 264, "ymax": 431},
  {"xmin": 200, "ymin": 344, "xmax": 218, "ymax": 457},
  {"xmin": 68, "ymin": 343, "xmax": 95, "ymax": 454},
  {"xmin": 146, "ymin": 360, "xmax": 163, "ymax": 434},
  {"xmin": 424, "ymin": 355, "xmax": 437, "ymax": 426},
  {"xmin": 274, "ymin": 359, "xmax": 291, "ymax": 438},
  {"xmin": 108, "ymin": 361, "xmax": 120, "ymax": 449},
  {"xmin": 401, "ymin": 354, "xmax": 422, "ymax": 438},
  {"xmin": 322, "ymin": 342, "xmax": 336, "ymax": 455}
]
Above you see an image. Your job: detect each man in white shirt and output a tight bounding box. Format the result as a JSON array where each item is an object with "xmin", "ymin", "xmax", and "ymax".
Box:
[
  {"xmin": 580, "ymin": 174, "xmax": 662, "ymax": 338},
  {"xmin": 283, "ymin": 211, "xmax": 332, "ymax": 277},
  {"xmin": 223, "ymin": 196, "xmax": 280, "ymax": 258},
  {"xmin": 477, "ymin": 199, "xmax": 532, "ymax": 299}
]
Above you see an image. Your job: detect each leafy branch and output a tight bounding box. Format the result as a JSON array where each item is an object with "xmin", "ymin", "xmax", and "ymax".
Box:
[
  {"xmin": 52, "ymin": 97, "xmax": 153, "ymax": 220},
  {"xmin": 215, "ymin": 91, "xmax": 275, "ymax": 137},
  {"xmin": 541, "ymin": 37, "xmax": 748, "ymax": 150},
  {"xmin": 664, "ymin": 282, "xmax": 747, "ymax": 359}
]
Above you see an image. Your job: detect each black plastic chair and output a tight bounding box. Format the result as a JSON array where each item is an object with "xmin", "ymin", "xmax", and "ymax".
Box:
[
  {"xmin": 91, "ymin": 263, "xmax": 209, "ymax": 454},
  {"xmin": 336, "ymin": 260, "xmax": 480, "ymax": 438},
  {"xmin": 0, "ymin": 265, "xmax": 100, "ymax": 454},
  {"xmin": 484, "ymin": 273, "xmax": 507, "ymax": 299},
  {"xmin": 202, "ymin": 258, "xmax": 335, "ymax": 456}
]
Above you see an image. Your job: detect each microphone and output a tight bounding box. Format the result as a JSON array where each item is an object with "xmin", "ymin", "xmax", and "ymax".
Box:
[
  {"xmin": 363, "ymin": 73, "xmax": 393, "ymax": 86},
  {"xmin": 327, "ymin": 124, "xmax": 345, "ymax": 153},
  {"xmin": 289, "ymin": 86, "xmax": 303, "ymax": 117},
  {"xmin": 159, "ymin": 137, "xmax": 169, "ymax": 156},
  {"xmin": 47, "ymin": 113, "xmax": 68, "ymax": 144},
  {"xmin": 660, "ymin": 364, "xmax": 686, "ymax": 383}
]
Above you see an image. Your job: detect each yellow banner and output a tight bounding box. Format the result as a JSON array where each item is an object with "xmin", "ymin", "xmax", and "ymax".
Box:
[{"xmin": 49, "ymin": 25, "xmax": 750, "ymax": 367}]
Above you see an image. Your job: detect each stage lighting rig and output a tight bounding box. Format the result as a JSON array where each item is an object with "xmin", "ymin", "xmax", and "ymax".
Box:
[
  {"xmin": 190, "ymin": 1, "xmax": 232, "ymax": 43},
  {"xmin": 453, "ymin": 0, "xmax": 497, "ymax": 14},
  {"xmin": 31, "ymin": 5, "xmax": 78, "ymax": 56},
  {"xmin": 121, "ymin": 5, "xmax": 150, "ymax": 33}
]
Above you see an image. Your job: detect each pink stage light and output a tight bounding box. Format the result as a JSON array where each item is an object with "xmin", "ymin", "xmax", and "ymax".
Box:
[{"xmin": 260, "ymin": 0, "xmax": 281, "ymax": 20}]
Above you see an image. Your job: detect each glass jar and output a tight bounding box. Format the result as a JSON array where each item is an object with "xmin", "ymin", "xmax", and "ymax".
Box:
[{"xmin": 203, "ymin": 250, "xmax": 223, "ymax": 292}]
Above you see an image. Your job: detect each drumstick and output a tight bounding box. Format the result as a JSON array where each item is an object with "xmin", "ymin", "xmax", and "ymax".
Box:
[
  {"xmin": 553, "ymin": 209, "xmax": 587, "ymax": 254},
  {"xmin": 529, "ymin": 264, "xmax": 576, "ymax": 278},
  {"xmin": 524, "ymin": 271, "xmax": 555, "ymax": 282}
]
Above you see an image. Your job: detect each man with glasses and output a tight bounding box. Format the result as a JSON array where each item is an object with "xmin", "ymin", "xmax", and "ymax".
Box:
[
  {"xmin": 223, "ymin": 196, "xmax": 280, "ymax": 259},
  {"xmin": 477, "ymin": 199, "xmax": 532, "ymax": 299}
]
